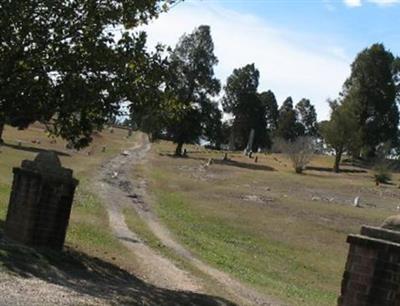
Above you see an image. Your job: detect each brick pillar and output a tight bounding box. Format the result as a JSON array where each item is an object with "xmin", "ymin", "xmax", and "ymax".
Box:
[
  {"xmin": 338, "ymin": 225, "xmax": 400, "ymax": 306},
  {"xmin": 5, "ymin": 151, "xmax": 78, "ymax": 250}
]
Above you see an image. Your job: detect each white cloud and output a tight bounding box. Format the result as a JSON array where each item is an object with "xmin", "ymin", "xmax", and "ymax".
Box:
[
  {"xmin": 344, "ymin": 0, "xmax": 362, "ymax": 7},
  {"xmin": 368, "ymin": 0, "xmax": 400, "ymax": 5},
  {"xmin": 142, "ymin": 2, "xmax": 351, "ymax": 120},
  {"xmin": 343, "ymin": 0, "xmax": 400, "ymax": 6}
]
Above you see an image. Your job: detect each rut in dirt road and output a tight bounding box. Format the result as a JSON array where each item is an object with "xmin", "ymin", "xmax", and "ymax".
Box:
[
  {"xmin": 93, "ymin": 135, "xmax": 201, "ymax": 293},
  {"xmin": 95, "ymin": 133, "xmax": 285, "ymax": 306}
]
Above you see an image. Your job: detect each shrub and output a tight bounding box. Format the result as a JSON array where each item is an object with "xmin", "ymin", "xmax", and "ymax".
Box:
[
  {"xmin": 280, "ymin": 136, "xmax": 315, "ymax": 174},
  {"xmin": 373, "ymin": 163, "xmax": 392, "ymax": 184}
]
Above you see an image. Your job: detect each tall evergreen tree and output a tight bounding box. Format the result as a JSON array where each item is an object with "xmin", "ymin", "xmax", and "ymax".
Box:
[
  {"xmin": 259, "ymin": 90, "xmax": 279, "ymax": 131},
  {"xmin": 166, "ymin": 25, "xmax": 221, "ymax": 155},
  {"xmin": 342, "ymin": 43, "xmax": 399, "ymax": 158},
  {"xmin": 222, "ymin": 64, "xmax": 269, "ymax": 150},
  {"xmin": 296, "ymin": 98, "xmax": 318, "ymax": 137},
  {"xmin": 276, "ymin": 97, "xmax": 304, "ymax": 141}
]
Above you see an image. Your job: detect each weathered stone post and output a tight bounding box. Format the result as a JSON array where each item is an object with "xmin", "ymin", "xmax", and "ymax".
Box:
[
  {"xmin": 5, "ymin": 151, "xmax": 78, "ymax": 250},
  {"xmin": 338, "ymin": 223, "xmax": 400, "ymax": 306}
]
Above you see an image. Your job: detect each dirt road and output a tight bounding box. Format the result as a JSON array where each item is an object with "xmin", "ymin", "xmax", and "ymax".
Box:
[{"xmin": 94, "ymin": 133, "xmax": 284, "ymax": 306}]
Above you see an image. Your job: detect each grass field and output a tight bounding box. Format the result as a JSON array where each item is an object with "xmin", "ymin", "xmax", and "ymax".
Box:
[
  {"xmin": 137, "ymin": 141, "xmax": 399, "ymax": 306},
  {"xmin": 0, "ymin": 124, "xmax": 140, "ymax": 271},
  {"xmin": 1, "ymin": 125, "xmax": 399, "ymax": 305}
]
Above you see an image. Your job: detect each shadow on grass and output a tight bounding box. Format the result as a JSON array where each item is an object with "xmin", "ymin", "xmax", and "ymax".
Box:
[
  {"xmin": 160, "ymin": 153, "xmax": 275, "ymax": 172},
  {"xmin": 2, "ymin": 142, "xmax": 70, "ymax": 157},
  {"xmin": 306, "ymin": 166, "xmax": 367, "ymax": 174},
  {"xmin": 0, "ymin": 228, "xmax": 235, "ymax": 305}
]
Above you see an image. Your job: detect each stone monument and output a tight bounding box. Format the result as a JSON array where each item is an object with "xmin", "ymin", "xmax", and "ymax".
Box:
[
  {"xmin": 4, "ymin": 151, "xmax": 78, "ymax": 250},
  {"xmin": 338, "ymin": 218, "xmax": 400, "ymax": 305}
]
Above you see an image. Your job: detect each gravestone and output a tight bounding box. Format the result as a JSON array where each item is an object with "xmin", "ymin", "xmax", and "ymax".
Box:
[
  {"xmin": 245, "ymin": 129, "xmax": 255, "ymax": 156},
  {"xmin": 338, "ymin": 221, "xmax": 400, "ymax": 305},
  {"xmin": 4, "ymin": 151, "xmax": 78, "ymax": 250}
]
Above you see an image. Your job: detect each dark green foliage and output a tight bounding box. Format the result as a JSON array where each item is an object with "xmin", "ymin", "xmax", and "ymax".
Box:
[
  {"xmin": 296, "ymin": 99, "xmax": 318, "ymax": 137},
  {"xmin": 222, "ymin": 64, "xmax": 270, "ymax": 150},
  {"xmin": 259, "ymin": 90, "xmax": 279, "ymax": 131},
  {"xmin": 341, "ymin": 43, "xmax": 399, "ymax": 158},
  {"xmin": 0, "ymin": 0, "xmax": 174, "ymax": 147},
  {"xmin": 121, "ymin": 35, "xmax": 169, "ymax": 142},
  {"xmin": 320, "ymin": 100, "xmax": 360, "ymax": 172},
  {"xmin": 276, "ymin": 97, "xmax": 304, "ymax": 141},
  {"xmin": 373, "ymin": 164, "xmax": 392, "ymax": 184},
  {"xmin": 166, "ymin": 25, "xmax": 221, "ymax": 155},
  {"xmin": 201, "ymin": 99, "xmax": 223, "ymax": 149}
]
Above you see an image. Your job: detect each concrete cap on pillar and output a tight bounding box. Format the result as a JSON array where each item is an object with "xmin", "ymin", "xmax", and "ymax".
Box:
[{"xmin": 381, "ymin": 214, "xmax": 400, "ymax": 231}]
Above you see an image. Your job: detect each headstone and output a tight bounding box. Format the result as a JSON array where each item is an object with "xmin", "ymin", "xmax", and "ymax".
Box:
[
  {"xmin": 254, "ymin": 156, "xmax": 258, "ymax": 163},
  {"xmin": 353, "ymin": 196, "xmax": 360, "ymax": 207},
  {"xmin": 245, "ymin": 129, "xmax": 255, "ymax": 155},
  {"xmin": 4, "ymin": 152, "xmax": 78, "ymax": 250}
]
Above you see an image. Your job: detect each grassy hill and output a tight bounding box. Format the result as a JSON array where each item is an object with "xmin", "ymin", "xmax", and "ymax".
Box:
[
  {"xmin": 132, "ymin": 141, "xmax": 399, "ymax": 306},
  {"xmin": 1, "ymin": 126, "xmax": 399, "ymax": 305}
]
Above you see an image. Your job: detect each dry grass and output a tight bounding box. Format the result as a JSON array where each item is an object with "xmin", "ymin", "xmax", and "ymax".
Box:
[
  {"xmin": 0, "ymin": 124, "xmax": 140, "ymax": 270},
  {"xmin": 139, "ymin": 141, "xmax": 399, "ymax": 306}
]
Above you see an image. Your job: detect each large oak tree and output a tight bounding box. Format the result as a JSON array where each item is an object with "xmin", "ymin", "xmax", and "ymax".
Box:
[{"xmin": 0, "ymin": 0, "xmax": 176, "ymax": 147}]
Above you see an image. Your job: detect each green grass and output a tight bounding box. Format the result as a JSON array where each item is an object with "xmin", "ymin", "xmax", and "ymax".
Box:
[
  {"xmin": 153, "ymin": 190, "xmax": 337, "ymax": 306},
  {"xmin": 141, "ymin": 141, "xmax": 399, "ymax": 306},
  {"xmin": 67, "ymin": 182, "xmax": 122, "ymax": 252},
  {"xmin": 0, "ymin": 125, "xmax": 140, "ymax": 272}
]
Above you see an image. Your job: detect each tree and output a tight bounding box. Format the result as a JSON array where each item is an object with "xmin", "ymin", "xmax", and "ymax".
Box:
[
  {"xmin": 121, "ymin": 36, "xmax": 170, "ymax": 142},
  {"xmin": 259, "ymin": 90, "xmax": 279, "ymax": 131},
  {"xmin": 276, "ymin": 97, "xmax": 304, "ymax": 141},
  {"xmin": 201, "ymin": 99, "xmax": 223, "ymax": 149},
  {"xmin": 296, "ymin": 99, "xmax": 318, "ymax": 137},
  {"xmin": 341, "ymin": 43, "xmax": 399, "ymax": 158},
  {"xmin": 166, "ymin": 25, "xmax": 221, "ymax": 155},
  {"xmin": 320, "ymin": 100, "xmax": 360, "ymax": 173},
  {"xmin": 280, "ymin": 136, "xmax": 314, "ymax": 174},
  {"xmin": 222, "ymin": 64, "xmax": 270, "ymax": 150},
  {"xmin": 0, "ymin": 0, "xmax": 176, "ymax": 147}
]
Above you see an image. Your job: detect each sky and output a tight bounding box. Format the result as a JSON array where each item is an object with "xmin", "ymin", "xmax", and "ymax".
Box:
[{"xmin": 142, "ymin": 0, "xmax": 400, "ymax": 120}]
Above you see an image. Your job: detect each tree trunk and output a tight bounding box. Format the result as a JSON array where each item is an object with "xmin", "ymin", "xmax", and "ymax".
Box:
[
  {"xmin": 175, "ymin": 142, "xmax": 183, "ymax": 156},
  {"xmin": 333, "ymin": 149, "xmax": 343, "ymax": 173},
  {"xmin": 0, "ymin": 119, "xmax": 4, "ymax": 144}
]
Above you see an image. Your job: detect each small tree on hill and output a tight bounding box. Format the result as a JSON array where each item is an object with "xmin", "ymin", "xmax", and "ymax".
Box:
[
  {"xmin": 280, "ymin": 136, "xmax": 314, "ymax": 174},
  {"xmin": 320, "ymin": 100, "xmax": 360, "ymax": 173}
]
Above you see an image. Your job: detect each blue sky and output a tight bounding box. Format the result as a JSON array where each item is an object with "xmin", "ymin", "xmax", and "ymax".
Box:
[{"xmin": 143, "ymin": 0, "xmax": 400, "ymax": 120}]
